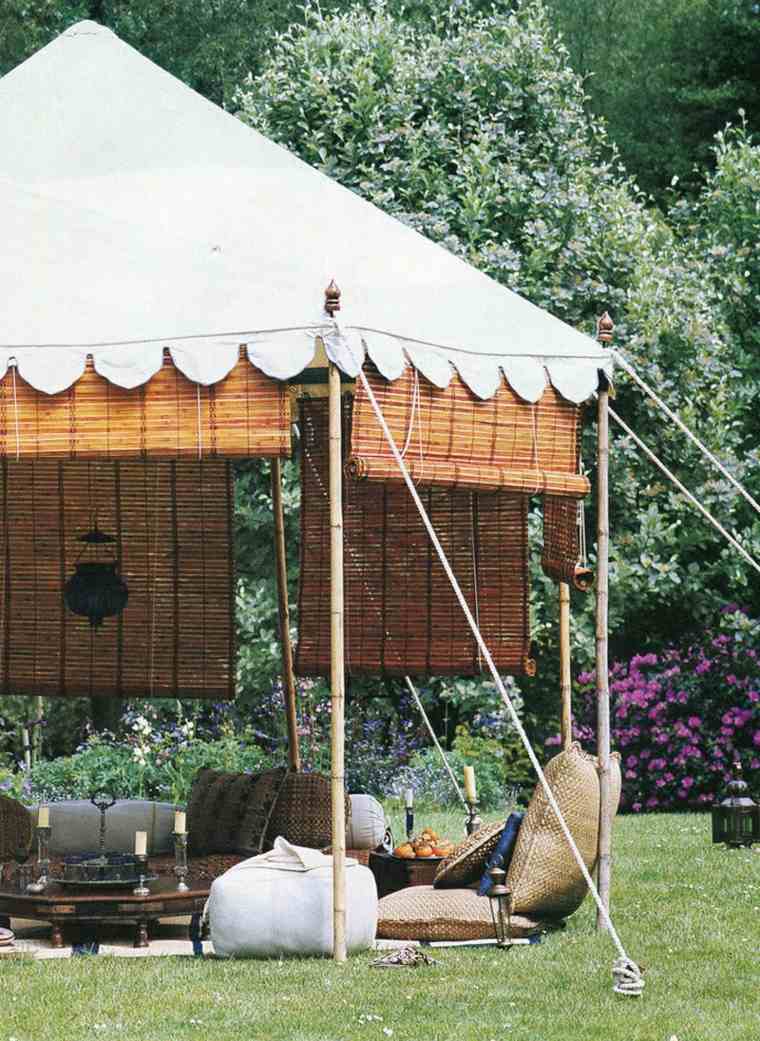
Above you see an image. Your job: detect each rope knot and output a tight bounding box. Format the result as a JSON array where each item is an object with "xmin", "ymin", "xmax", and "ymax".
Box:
[{"xmin": 612, "ymin": 956, "xmax": 645, "ymax": 997}]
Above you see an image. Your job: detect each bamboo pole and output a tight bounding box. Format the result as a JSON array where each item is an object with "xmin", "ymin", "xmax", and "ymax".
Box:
[
  {"xmin": 328, "ymin": 360, "xmax": 347, "ymax": 962},
  {"xmin": 559, "ymin": 582, "xmax": 572, "ymax": 750},
  {"xmin": 595, "ymin": 313, "xmax": 613, "ymax": 931},
  {"xmin": 270, "ymin": 457, "xmax": 301, "ymax": 772}
]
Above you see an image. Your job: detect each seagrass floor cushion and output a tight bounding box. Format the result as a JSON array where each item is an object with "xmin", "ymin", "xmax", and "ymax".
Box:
[
  {"xmin": 0, "ymin": 795, "xmax": 32, "ymax": 861},
  {"xmin": 433, "ymin": 819, "xmax": 504, "ymax": 888},
  {"xmin": 506, "ymin": 742, "xmax": 622, "ymax": 919},
  {"xmin": 208, "ymin": 838, "xmax": 377, "ymax": 958},
  {"xmin": 376, "ymin": 885, "xmax": 547, "ymax": 942}
]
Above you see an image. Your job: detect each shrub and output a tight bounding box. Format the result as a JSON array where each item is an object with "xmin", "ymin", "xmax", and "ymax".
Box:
[
  {"xmin": 555, "ymin": 607, "xmax": 760, "ymax": 811},
  {"xmin": 26, "ymin": 720, "xmax": 274, "ymax": 806}
]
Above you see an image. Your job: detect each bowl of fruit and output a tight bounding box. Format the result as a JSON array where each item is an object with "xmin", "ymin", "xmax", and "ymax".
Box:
[{"xmin": 392, "ymin": 828, "xmax": 455, "ymax": 861}]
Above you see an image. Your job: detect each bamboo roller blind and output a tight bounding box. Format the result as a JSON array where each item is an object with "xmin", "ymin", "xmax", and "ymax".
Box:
[
  {"xmin": 0, "ymin": 349, "xmax": 291, "ymax": 460},
  {"xmin": 349, "ymin": 364, "xmax": 589, "ymax": 497},
  {"xmin": 0, "ymin": 460, "xmax": 235, "ymax": 699},
  {"xmin": 296, "ymin": 398, "xmax": 532, "ymax": 678},
  {"xmin": 542, "ymin": 495, "xmax": 581, "ymax": 585}
]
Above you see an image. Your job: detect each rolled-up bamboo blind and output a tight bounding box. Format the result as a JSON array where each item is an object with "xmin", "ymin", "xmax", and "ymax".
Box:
[
  {"xmin": 296, "ymin": 398, "xmax": 532, "ymax": 678},
  {"xmin": 542, "ymin": 496, "xmax": 581, "ymax": 585},
  {"xmin": 0, "ymin": 349, "xmax": 290, "ymax": 460},
  {"xmin": 349, "ymin": 364, "xmax": 588, "ymax": 497},
  {"xmin": 0, "ymin": 460, "xmax": 235, "ymax": 699}
]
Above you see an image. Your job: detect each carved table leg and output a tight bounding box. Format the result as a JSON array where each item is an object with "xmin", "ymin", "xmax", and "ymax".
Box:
[
  {"xmin": 134, "ymin": 920, "xmax": 149, "ymax": 948},
  {"xmin": 51, "ymin": 923, "xmax": 65, "ymax": 948}
]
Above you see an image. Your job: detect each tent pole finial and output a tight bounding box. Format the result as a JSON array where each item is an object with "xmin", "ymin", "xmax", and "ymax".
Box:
[
  {"xmin": 324, "ymin": 279, "xmax": 341, "ymax": 317},
  {"xmin": 596, "ymin": 311, "xmax": 614, "ymax": 343}
]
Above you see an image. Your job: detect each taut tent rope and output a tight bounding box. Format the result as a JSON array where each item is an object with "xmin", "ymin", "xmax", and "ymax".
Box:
[
  {"xmin": 608, "ymin": 404, "xmax": 760, "ymax": 575},
  {"xmin": 356, "ymin": 363, "xmax": 644, "ymax": 997},
  {"xmin": 613, "ymin": 349, "xmax": 760, "ymax": 519}
]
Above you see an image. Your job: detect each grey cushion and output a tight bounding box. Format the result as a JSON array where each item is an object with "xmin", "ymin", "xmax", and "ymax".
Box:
[{"xmin": 31, "ymin": 800, "xmax": 175, "ymax": 855}]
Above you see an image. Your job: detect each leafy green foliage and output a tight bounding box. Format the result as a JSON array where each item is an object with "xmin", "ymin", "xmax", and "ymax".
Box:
[
  {"xmin": 544, "ymin": 0, "xmax": 760, "ymax": 199},
  {"xmin": 239, "ymin": 0, "xmax": 758, "ymax": 733},
  {"xmin": 25, "ymin": 723, "xmax": 272, "ymax": 805},
  {"xmin": 0, "ymin": 0, "xmax": 353, "ymax": 107}
]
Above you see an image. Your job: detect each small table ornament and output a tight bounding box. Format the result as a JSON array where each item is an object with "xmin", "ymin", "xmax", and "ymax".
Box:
[
  {"xmin": 174, "ymin": 831, "xmax": 189, "ymax": 892},
  {"xmin": 26, "ymin": 823, "xmax": 51, "ymax": 894}
]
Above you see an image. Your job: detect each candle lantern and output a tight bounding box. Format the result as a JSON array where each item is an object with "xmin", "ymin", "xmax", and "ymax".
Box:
[
  {"xmin": 64, "ymin": 528, "xmax": 128, "ymax": 628},
  {"xmin": 487, "ymin": 866, "xmax": 512, "ymax": 947},
  {"xmin": 711, "ymin": 763, "xmax": 760, "ymax": 849}
]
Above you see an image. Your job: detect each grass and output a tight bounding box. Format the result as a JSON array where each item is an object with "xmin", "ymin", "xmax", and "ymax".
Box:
[{"xmin": 3, "ymin": 810, "xmax": 759, "ymax": 1041}]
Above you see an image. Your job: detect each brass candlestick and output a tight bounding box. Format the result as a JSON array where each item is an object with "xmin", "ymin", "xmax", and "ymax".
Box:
[
  {"xmin": 133, "ymin": 854, "xmax": 150, "ymax": 897},
  {"xmin": 26, "ymin": 825, "xmax": 51, "ymax": 893},
  {"xmin": 174, "ymin": 832, "xmax": 189, "ymax": 892},
  {"xmin": 464, "ymin": 800, "xmax": 482, "ymax": 836}
]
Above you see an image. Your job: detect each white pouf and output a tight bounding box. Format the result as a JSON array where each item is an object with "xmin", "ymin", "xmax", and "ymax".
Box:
[
  {"xmin": 208, "ymin": 837, "xmax": 378, "ymax": 958},
  {"xmin": 347, "ymin": 794, "xmax": 387, "ymax": 851}
]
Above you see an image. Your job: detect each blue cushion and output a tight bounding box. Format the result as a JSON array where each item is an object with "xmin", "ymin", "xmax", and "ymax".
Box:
[{"xmin": 478, "ymin": 812, "xmax": 524, "ymax": 896}]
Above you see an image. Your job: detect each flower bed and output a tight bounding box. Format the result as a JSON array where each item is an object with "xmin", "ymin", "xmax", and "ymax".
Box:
[{"xmin": 554, "ymin": 608, "xmax": 760, "ymax": 811}]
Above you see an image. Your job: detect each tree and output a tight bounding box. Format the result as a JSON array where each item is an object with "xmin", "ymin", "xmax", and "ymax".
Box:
[
  {"xmin": 0, "ymin": 0, "xmax": 353, "ymax": 107},
  {"xmin": 238, "ymin": 1, "xmax": 758, "ymax": 721},
  {"xmin": 543, "ymin": 0, "xmax": 760, "ymax": 199}
]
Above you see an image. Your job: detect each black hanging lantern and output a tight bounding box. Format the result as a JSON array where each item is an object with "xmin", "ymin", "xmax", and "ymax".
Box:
[
  {"xmin": 64, "ymin": 529, "xmax": 129, "ymax": 628},
  {"xmin": 711, "ymin": 763, "xmax": 760, "ymax": 849}
]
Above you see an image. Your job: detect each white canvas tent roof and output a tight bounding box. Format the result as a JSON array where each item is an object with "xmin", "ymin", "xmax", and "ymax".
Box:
[{"xmin": 0, "ymin": 20, "xmax": 612, "ymax": 402}]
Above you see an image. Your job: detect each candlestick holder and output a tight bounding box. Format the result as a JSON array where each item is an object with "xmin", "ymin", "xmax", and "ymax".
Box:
[
  {"xmin": 26, "ymin": 825, "xmax": 52, "ymax": 893},
  {"xmin": 133, "ymin": 854, "xmax": 150, "ymax": 896},
  {"xmin": 464, "ymin": 800, "xmax": 482, "ymax": 836},
  {"xmin": 174, "ymin": 832, "xmax": 189, "ymax": 892},
  {"xmin": 405, "ymin": 807, "xmax": 414, "ymax": 841}
]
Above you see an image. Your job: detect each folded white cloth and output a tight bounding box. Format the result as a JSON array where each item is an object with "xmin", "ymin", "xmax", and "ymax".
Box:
[{"xmin": 226, "ymin": 836, "xmax": 357, "ymax": 874}]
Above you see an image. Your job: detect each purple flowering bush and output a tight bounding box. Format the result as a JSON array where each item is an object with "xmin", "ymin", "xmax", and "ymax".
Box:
[{"xmin": 551, "ymin": 608, "xmax": 760, "ymax": 812}]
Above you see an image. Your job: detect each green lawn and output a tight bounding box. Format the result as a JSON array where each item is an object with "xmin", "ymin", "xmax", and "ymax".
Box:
[{"xmin": 3, "ymin": 811, "xmax": 758, "ymax": 1041}]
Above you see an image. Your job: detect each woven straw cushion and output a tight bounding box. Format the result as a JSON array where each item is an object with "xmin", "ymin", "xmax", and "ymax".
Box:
[
  {"xmin": 377, "ymin": 885, "xmax": 546, "ymax": 942},
  {"xmin": 266, "ymin": 772, "xmax": 351, "ymax": 851},
  {"xmin": 0, "ymin": 795, "xmax": 32, "ymax": 861},
  {"xmin": 433, "ymin": 819, "xmax": 504, "ymax": 888},
  {"xmin": 506, "ymin": 743, "xmax": 622, "ymax": 918}
]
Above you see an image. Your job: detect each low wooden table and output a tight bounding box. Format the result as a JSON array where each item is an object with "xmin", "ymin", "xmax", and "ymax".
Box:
[
  {"xmin": 0, "ymin": 878, "xmax": 209, "ymax": 948},
  {"xmin": 369, "ymin": 851, "xmax": 443, "ymax": 899}
]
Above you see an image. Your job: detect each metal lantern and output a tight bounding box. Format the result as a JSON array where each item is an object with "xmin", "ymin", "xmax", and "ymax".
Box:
[
  {"xmin": 487, "ymin": 865, "xmax": 512, "ymax": 946},
  {"xmin": 711, "ymin": 764, "xmax": 760, "ymax": 849},
  {"xmin": 64, "ymin": 529, "xmax": 128, "ymax": 628}
]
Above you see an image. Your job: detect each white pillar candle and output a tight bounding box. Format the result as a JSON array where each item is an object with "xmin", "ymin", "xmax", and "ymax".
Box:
[
  {"xmin": 174, "ymin": 811, "xmax": 186, "ymax": 834},
  {"xmin": 134, "ymin": 831, "xmax": 147, "ymax": 856},
  {"xmin": 38, "ymin": 805, "xmax": 50, "ymax": 829},
  {"xmin": 405, "ymin": 788, "xmax": 414, "ymax": 809},
  {"xmin": 463, "ymin": 766, "xmax": 477, "ymax": 803}
]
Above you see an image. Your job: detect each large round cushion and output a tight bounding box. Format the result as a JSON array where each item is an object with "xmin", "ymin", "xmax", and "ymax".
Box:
[
  {"xmin": 0, "ymin": 795, "xmax": 32, "ymax": 860},
  {"xmin": 208, "ymin": 849, "xmax": 378, "ymax": 958},
  {"xmin": 346, "ymin": 794, "xmax": 386, "ymax": 851},
  {"xmin": 377, "ymin": 885, "xmax": 546, "ymax": 942},
  {"xmin": 506, "ymin": 743, "xmax": 622, "ymax": 918},
  {"xmin": 30, "ymin": 800, "xmax": 175, "ymax": 856}
]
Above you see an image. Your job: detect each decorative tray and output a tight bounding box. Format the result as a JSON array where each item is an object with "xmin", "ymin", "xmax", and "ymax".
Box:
[{"xmin": 51, "ymin": 875, "xmax": 158, "ymax": 889}]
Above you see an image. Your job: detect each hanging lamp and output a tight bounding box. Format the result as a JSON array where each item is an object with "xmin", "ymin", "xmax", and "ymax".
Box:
[{"xmin": 64, "ymin": 528, "xmax": 129, "ymax": 628}]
